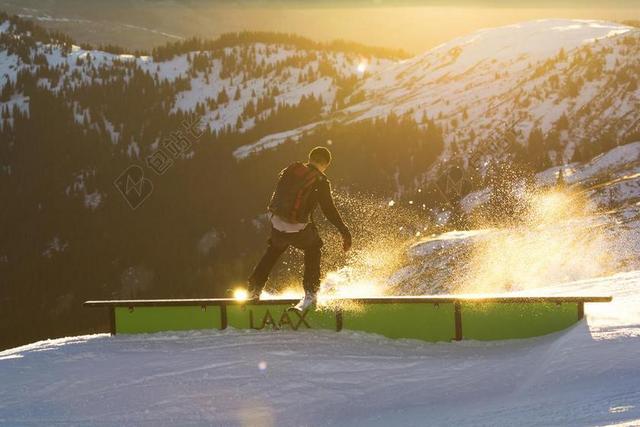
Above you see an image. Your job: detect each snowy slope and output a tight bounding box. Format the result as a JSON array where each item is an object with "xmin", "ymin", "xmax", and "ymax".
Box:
[
  {"xmin": 234, "ymin": 19, "xmax": 640, "ymax": 163},
  {"xmin": 353, "ymin": 19, "xmax": 631, "ymax": 119},
  {"xmin": 3, "ymin": 146, "xmax": 640, "ymax": 427},
  {"xmin": 357, "ymin": 19, "xmax": 638, "ymax": 152},
  {"xmin": 0, "ymin": 271, "xmax": 639, "ymax": 426},
  {"xmin": 0, "ymin": 16, "xmax": 394, "ymax": 139},
  {"xmin": 461, "ymin": 140, "xmax": 640, "ymax": 213},
  {"xmin": 379, "ymin": 139, "xmax": 640, "ymax": 299},
  {"xmin": 5, "ymin": 16, "xmax": 638, "ymax": 170},
  {"xmin": 161, "ymin": 45, "xmax": 392, "ymax": 136}
]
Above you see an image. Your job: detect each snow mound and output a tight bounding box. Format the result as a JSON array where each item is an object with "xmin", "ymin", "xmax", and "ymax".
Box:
[{"xmin": 572, "ymin": 141, "xmax": 640, "ymax": 184}]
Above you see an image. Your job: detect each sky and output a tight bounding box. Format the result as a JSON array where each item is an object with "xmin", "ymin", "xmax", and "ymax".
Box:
[
  {"xmin": 2, "ymin": 0, "xmax": 639, "ymax": 53},
  {"xmin": 202, "ymin": 4, "xmax": 639, "ymax": 53}
]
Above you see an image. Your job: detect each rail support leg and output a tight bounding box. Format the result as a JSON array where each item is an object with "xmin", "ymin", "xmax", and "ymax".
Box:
[
  {"xmin": 109, "ymin": 307, "xmax": 116, "ymax": 336},
  {"xmin": 454, "ymin": 302, "xmax": 463, "ymax": 341},
  {"xmin": 578, "ymin": 301, "xmax": 584, "ymax": 321}
]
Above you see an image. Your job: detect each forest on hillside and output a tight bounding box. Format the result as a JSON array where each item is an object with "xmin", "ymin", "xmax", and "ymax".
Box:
[
  {"xmin": 0, "ymin": 12, "xmax": 444, "ymax": 349},
  {"xmin": 1, "ymin": 11, "xmax": 637, "ymax": 349}
]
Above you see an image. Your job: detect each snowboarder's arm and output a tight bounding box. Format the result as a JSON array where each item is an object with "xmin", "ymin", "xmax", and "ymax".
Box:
[{"xmin": 318, "ymin": 179, "xmax": 351, "ymax": 240}]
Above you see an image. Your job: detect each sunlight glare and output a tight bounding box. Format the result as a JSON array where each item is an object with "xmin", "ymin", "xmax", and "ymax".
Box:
[{"xmin": 233, "ymin": 288, "xmax": 249, "ymax": 301}]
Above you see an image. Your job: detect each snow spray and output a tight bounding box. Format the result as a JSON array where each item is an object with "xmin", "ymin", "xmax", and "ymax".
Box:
[
  {"xmin": 455, "ymin": 180, "xmax": 621, "ymax": 294},
  {"xmin": 265, "ymin": 193, "xmax": 430, "ymax": 312}
]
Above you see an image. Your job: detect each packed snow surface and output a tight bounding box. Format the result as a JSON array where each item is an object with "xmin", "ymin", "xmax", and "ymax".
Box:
[{"xmin": 1, "ymin": 271, "xmax": 639, "ymax": 426}]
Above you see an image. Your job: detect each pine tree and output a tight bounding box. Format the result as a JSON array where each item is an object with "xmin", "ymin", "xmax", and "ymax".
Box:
[
  {"xmin": 527, "ymin": 126, "xmax": 548, "ymax": 169},
  {"xmin": 556, "ymin": 113, "xmax": 569, "ymax": 130},
  {"xmin": 217, "ymin": 89, "xmax": 229, "ymax": 104}
]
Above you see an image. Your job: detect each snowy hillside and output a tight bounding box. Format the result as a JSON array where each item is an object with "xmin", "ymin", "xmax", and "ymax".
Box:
[
  {"xmin": 236, "ymin": 19, "xmax": 640, "ymax": 165},
  {"xmin": 387, "ymin": 140, "xmax": 640, "ymax": 295},
  {"xmin": 1, "ymin": 270, "xmax": 639, "ymax": 426},
  {"xmin": 2, "ymin": 16, "xmax": 640, "ymax": 424},
  {"xmin": 5, "ymin": 140, "xmax": 640, "ymax": 426},
  {"xmin": 3, "ymin": 16, "xmax": 637, "ymax": 170},
  {"xmin": 0, "ymin": 13, "xmax": 429, "ymax": 351},
  {"xmin": 0, "ymin": 17, "xmax": 393, "ymax": 142},
  {"xmin": 3, "ymin": 11, "xmax": 640, "ymax": 370}
]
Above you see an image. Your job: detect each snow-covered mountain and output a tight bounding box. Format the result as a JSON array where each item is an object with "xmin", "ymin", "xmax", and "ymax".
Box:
[
  {"xmin": 236, "ymin": 19, "xmax": 640, "ymax": 167},
  {"xmin": 0, "ymin": 13, "xmax": 414, "ymax": 349},
  {"xmin": 2, "ymin": 16, "xmax": 640, "ymax": 424},
  {"xmin": 3, "ymin": 16, "xmax": 637, "ymax": 177},
  {"xmin": 0, "ymin": 18, "xmax": 395, "ymax": 146},
  {"xmin": 382, "ymin": 140, "xmax": 640, "ymax": 298},
  {"xmin": 2, "ymin": 13, "xmax": 639, "ymax": 351}
]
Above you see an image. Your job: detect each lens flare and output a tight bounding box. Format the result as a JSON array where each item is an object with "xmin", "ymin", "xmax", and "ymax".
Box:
[{"xmin": 233, "ymin": 288, "xmax": 249, "ymax": 301}]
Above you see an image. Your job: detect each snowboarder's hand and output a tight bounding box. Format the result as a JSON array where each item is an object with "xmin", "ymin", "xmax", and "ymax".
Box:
[{"xmin": 342, "ymin": 231, "xmax": 352, "ymax": 252}]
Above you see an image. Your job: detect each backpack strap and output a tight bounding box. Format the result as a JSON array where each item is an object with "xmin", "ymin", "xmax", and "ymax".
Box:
[{"xmin": 290, "ymin": 166, "xmax": 321, "ymax": 222}]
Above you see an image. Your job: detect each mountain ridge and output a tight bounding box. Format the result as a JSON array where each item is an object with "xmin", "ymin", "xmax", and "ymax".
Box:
[
  {"xmin": 1, "ymin": 13, "xmax": 639, "ymax": 349},
  {"xmin": 237, "ymin": 19, "xmax": 640, "ymax": 172}
]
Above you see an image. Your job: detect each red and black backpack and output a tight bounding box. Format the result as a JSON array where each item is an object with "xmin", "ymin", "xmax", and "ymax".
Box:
[{"xmin": 268, "ymin": 162, "xmax": 322, "ymax": 223}]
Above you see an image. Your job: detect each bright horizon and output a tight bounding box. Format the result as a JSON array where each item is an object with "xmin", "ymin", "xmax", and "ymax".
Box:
[
  {"xmin": 5, "ymin": 1, "xmax": 640, "ymax": 53},
  {"xmin": 193, "ymin": 5, "xmax": 640, "ymax": 54}
]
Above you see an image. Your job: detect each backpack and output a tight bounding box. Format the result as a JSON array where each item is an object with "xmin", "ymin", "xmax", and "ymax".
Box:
[{"xmin": 268, "ymin": 162, "xmax": 322, "ymax": 223}]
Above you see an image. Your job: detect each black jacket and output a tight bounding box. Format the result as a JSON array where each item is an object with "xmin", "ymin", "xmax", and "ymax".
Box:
[
  {"xmin": 275, "ymin": 163, "xmax": 350, "ymax": 237},
  {"xmin": 306, "ymin": 164, "xmax": 350, "ymax": 237}
]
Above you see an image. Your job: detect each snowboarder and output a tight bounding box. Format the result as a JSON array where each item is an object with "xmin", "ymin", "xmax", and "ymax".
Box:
[{"xmin": 247, "ymin": 146, "xmax": 352, "ymax": 311}]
